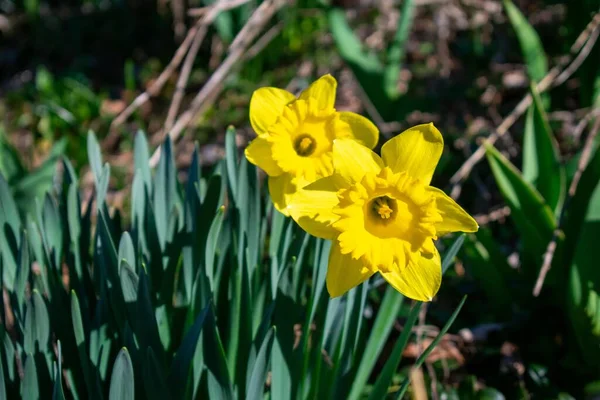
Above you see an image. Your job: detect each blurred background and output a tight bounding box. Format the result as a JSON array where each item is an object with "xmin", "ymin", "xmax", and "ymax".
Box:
[{"xmin": 1, "ymin": 0, "xmax": 600, "ymax": 398}]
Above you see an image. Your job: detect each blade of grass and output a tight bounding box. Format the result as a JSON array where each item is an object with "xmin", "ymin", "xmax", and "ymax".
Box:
[{"xmin": 394, "ymin": 295, "xmax": 468, "ymax": 399}]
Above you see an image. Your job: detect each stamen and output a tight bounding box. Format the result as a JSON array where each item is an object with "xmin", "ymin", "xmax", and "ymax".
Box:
[
  {"xmin": 371, "ymin": 196, "xmax": 396, "ymax": 221},
  {"xmin": 294, "ymin": 134, "xmax": 316, "ymax": 157}
]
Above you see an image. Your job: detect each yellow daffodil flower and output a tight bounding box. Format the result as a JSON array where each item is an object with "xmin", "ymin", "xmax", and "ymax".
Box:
[
  {"xmin": 287, "ymin": 123, "xmax": 478, "ymax": 301},
  {"xmin": 244, "ymin": 74, "xmax": 379, "ymax": 215}
]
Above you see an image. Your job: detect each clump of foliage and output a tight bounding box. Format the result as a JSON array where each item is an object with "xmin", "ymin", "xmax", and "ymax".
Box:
[{"xmin": 0, "ymin": 129, "xmax": 471, "ymax": 399}]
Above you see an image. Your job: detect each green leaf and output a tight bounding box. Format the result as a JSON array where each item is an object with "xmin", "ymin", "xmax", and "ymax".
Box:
[
  {"xmin": 168, "ymin": 302, "xmax": 210, "ymax": 400},
  {"xmin": 52, "ymin": 341, "xmax": 66, "ymax": 400},
  {"xmin": 71, "ymin": 291, "xmax": 102, "ymax": 400},
  {"xmin": 135, "ymin": 268, "xmax": 166, "ymax": 362},
  {"xmin": 0, "ymin": 340, "xmax": 6, "ymax": 400},
  {"xmin": 22, "ymin": 354, "xmax": 39, "ymax": 400},
  {"xmin": 24, "ymin": 290, "xmax": 50, "ymax": 354},
  {"xmin": 119, "ymin": 261, "xmax": 139, "ymax": 303},
  {"xmin": 237, "ymin": 157, "xmax": 261, "ymax": 270},
  {"xmin": 204, "ymin": 308, "xmax": 234, "ymax": 400},
  {"xmin": 522, "ymin": 84, "xmax": 565, "ymax": 214},
  {"xmin": 368, "ymin": 302, "xmax": 422, "ymax": 400},
  {"xmin": 134, "ymin": 131, "xmax": 152, "ymax": 191},
  {"xmin": 383, "ymin": 0, "xmax": 415, "ymax": 99},
  {"xmin": 395, "ymin": 296, "xmax": 468, "ymax": 398},
  {"xmin": 485, "ymin": 144, "xmax": 556, "ymax": 263},
  {"xmin": 118, "ymin": 232, "xmax": 136, "ymax": 273},
  {"xmin": 14, "ymin": 232, "xmax": 30, "ymax": 320},
  {"xmin": 225, "ymin": 126, "xmax": 239, "ymax": 202},
  {"xmin": 503, "ymin": 0, "xmax": 548, "ymax": 82},
  {"xmin": 461, "ymin": 231, "xmax": 513, "ymax": 315},
  {"xmin": 109, "ymin": 348, "xmax": 134, "ymax": 400},
  {"xmin": 347, "ymin": 285, "xmax": 404, "ymax": 400},
  {"xmin": 0, "ymin": 172, "xmax": 20, "ymax": 289},
  {"xmin": 205, "ymin": 206, "xmax": 225, "ymax": 292},
  {"xmin": 564, "ymin": 143, "xmax": 600, "ymax": 266},
  {"xmin": 87, "ymin": 131, "xmax": 103, "ymax": 183},
  {"xmin": 143, "ymin": 347, "xmax": 171, "ymax": 400},
  {"xmin": 566, "ymin": 147, "xmax": 600, "ymax": 368},
  {"xmin": 477, "ymin": 388, "xmax": 506, "ymax": 400},
  {"xmin": 442, "ymin": 234, "xmax": 466, "ymax": 274},
  {"xmin": 328, "ymin": 9, "xmax": 388, "ymax": 112},
  {"xmin": 245, "ymin": 327, "xmax": 276, "ymax": 400},
  {"xmin": 42, "ymin": 193, "xmax": 63, "ymax": 270},
  {"xmin": 153, "ymin": 136, "xmax": 177, "ymax": 250}
]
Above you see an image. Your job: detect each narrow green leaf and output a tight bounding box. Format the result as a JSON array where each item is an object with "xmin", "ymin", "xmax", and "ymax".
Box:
[
  {"xmin": 384, "ymin": 0, "xmax": 415, "ymax": 99},
  {"xmin": 168, "ymin": 303, "xmax": 210, "ymax": 400},
  {"xmin": 87, "ymin": 131, "xmax": 102, "ymax": 182},
  {"xmin": 522, "ymin": 84, "xmax": 565, "ymax": 214},
  {"xmin": 134, "ymin": 130, "xmax": 152, "ymax": 190},
  {"xmin": 14, "ymin": 232, "xmax": 30, "ymax": 320},
  {"xmin": 52, "ymin": 341, "xmax": 66, "ymax": 400},
  {"xmin": 22, "ymin": 354, "xmax": 39, "ymax": 400},
  {"xmin": 0, "ymin": 340, "xmax": 6, "ymax": 400},
  {"xmin": 237, "ymin": 158, "xmax": 261, "ymax": 269},
  {"xmin": 204, "ymin": 308, "xmax": 234, "ymax": 400},
  {"xmin": 395, "ymin": 296, "xmax": 468, "ymax": 398},
  {"xmin": 205, "ymin": 206, "xmax": 225, "ymax": 292},
  {"xmin": 485, "ymin": 144, "xmax": 556, "ymax": 262},
  {"xmin": 42, "ymin": 193, "xmax": 63, "ymax": 270},
  {"xmin": 246, "ymin": 327, "xmax": 276, "ymax": 400},
  {"xmin": 119, "ymin": 261, "xmax": 139, "ymax": 303},
  {"xmin": 563, "ymin": 144, "xmax": 600, "ymax": 266},
  {"xmin": 442, "ymin": 234, "xmax": 466, "ymax": 274},
  {"xmin": 118, "ymin": 232, "xmax": 136, "ymax": 273},
  {"xmin": 503, "ymin": 0, "xmax": 548, "ymax": 82},
  {"xmin": 225, "ymin": 126, "xmax": 238, "ymax": 202},
  {"xmin": 153, "ymin": 136, "xmax": 177, "ymax": 250},
  {"xmin": 143, "ymin": 347, "xmax": 172, "ymax": 400},
  {"xmin": 347, "ymin": 285, "xmax": 404, "ymax": 400},
  {"xmin": 108, "ymin": 348, "xmax": 134, "ymax": 400},
  {"xmin": 135, "ymin": 268, "xmax": 165, "ymax": 362},
  {"xmin": 368, "ymin": 302, "xmax": 422, "ymax": 400},
  {"xmin": 0, "ymin": 172, "xmax": 19, "ymax": 290},
  {"xmin": 24, "ymin": 290, "xmax": 50, "ymax": 354}
]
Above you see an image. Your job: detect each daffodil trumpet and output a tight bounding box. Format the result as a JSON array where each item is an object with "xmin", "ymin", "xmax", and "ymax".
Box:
[{"xmin": 287, "ymin": 123, "xmax": 479, "ymax": 301}]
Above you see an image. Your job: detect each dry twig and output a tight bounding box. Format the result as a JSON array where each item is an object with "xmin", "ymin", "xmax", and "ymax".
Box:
[
  {"xmin": 149, "ymin": 0, "xmax": 287, "ymax": 167},
  {"xmin": 449, "ymin": 13, "xmax": 600, "ymax": 200},
  {"xmin": 533, "ymin": 115, "xmax": 600, "ymax": 296},
  {"xmin": 474, "ymin": 206, "xmax": 511, "ymax": 226},
  {"xmin": 106, "ymin": 0, "xmax": 252, "ymax": 147}
]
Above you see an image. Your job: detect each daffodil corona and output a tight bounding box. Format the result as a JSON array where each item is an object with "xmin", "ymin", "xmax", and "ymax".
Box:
[
  {"xmin": 245, "ymin": 75, "xmax": 379, "ymax": 215},
  {"xmin": 287, "ymin": 123, "xmax": 479, "ymax": 301}
]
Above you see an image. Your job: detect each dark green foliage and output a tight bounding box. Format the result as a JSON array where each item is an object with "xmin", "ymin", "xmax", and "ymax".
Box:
[{"xmin": 0, "ymin": 129, "xmax": 466, "ymax": 399}]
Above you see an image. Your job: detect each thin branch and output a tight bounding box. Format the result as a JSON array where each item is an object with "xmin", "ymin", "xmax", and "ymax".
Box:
[
  {"xmin": 533, "ymin": 115, "xmax": 600, "ymax": 297},
  {"xmin": 474, "ymin": 206, "xmax": 511, "ymax": 226},
  {"xmin": 106, "ymin": 0, "xmax": 252, "ymax": 147},
  {"xmin": 149, "ymin": 0, "xmax": 288, "ymax": 168},
  {"xmin": 449, "ymin": 13, "xmax": 600, "ymax": 200}
]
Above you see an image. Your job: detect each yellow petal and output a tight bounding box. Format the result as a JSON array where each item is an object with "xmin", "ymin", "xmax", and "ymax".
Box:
[
  {"xmin": 380, "ymin": 248, "xmax": 442, "ymax": 302},
  {"xmin": 250, "ymin": 88, "xmax": 296, "ymax": 135},
  {"xmin": 327, "ymin": 242, "xmax": 375, "ymax": 298},
  {"xmin": 381, "ymin": 123, "xmax": 444, "ymax": 184},
  {"xmin": 244, "ymin": 136, "xmax": 283, "ymax": 176},
  {"xmin": 427, "ymin": 187, "xmax": 479, "ymax": 234},
  {"xmin": 339, "ymin": 111, "xmax": 379, "ymax": 149},
  {"xmin": 287, "ymin": 175, "xmax": 346, "ymax": 240},
  {"xmin": 268, "ymin": 174, "xmax": 298, "ymax": 216},
  {"xmin": 299, "ymin": 74, "xmax": 337, "ymax": 110},
  {"xmin": 333, "ymin": 139, "xmax": 383, "ymax": 183}
]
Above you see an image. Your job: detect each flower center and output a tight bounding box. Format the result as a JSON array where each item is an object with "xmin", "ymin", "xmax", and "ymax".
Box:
[
  {"xmin": 293, "ymin": 134, "xmax": 316, "ymax": 157},
  {"xmin": 370, "ymin": 196, "xmax": 397, "ymax": 223}
]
